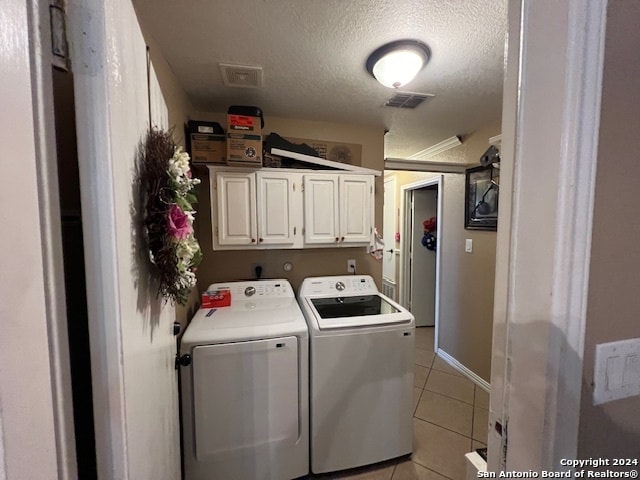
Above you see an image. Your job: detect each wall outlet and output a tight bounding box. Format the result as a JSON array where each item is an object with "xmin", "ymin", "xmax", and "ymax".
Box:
[
  {"xmin": 347, "ymin": 259, "xmax": 356, "ymax": 273},
  {"xmin": 251, "ymin": 263, "xmax": 264, "ymax": 279}
]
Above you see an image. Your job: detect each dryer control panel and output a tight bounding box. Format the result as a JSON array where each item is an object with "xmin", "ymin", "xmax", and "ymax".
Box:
[{"xmin": 206, "ymin": 279, "xmax": 294, "ymax": 299}]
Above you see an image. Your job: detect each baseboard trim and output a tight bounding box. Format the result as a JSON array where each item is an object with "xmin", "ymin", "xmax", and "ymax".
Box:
[{"xmin": 436, "ymin": 349, "xmax": 491, "ymax": 392}]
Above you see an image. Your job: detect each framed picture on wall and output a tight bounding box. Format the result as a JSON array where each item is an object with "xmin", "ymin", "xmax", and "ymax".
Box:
[{"xmin": 465, "ymin": 164, "xmax": 499, "ymax": 231}]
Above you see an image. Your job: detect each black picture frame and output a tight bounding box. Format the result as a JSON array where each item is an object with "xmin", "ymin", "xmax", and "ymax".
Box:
[{"xmin": 465, "ymin": 164, "xmax": 499, "ymax": 231}]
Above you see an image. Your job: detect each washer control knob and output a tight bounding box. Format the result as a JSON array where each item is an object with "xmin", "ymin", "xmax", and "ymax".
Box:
[
  {"xmin": 335, "ymin": 281, "xmax": 345, "ymax": 291},
  {"xmin": 245, "ymin": 286, "xmax": 256, "ymax": 297}
]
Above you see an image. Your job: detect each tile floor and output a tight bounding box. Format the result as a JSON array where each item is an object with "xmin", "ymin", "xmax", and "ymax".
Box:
[{"xmin": 308, "ymin": 327, "xmax": 488, "ymax": 480}]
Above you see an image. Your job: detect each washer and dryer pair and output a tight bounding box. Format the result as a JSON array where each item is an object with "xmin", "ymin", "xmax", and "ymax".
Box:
[{"xmin": 179, "ymin": 276, "xmax": 415, "ymax": 480}]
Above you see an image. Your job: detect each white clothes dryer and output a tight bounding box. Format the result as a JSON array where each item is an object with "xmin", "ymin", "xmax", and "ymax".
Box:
[
  {"xmin": 298, "ymin": 275, "xmax": 415, "ymax": 474},
  {"xmin": 179, "ymin": 280, "xmax": 309, "ymax": 480}
]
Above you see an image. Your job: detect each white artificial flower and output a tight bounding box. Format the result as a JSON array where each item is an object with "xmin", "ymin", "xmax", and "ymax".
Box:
[
  {"xmin": 177, "ymin": 271, "xmax": 197, "ymax": 289},
  {"xmin": 169, "ymin": 147, "xmax": 191, "ymax": 178}
]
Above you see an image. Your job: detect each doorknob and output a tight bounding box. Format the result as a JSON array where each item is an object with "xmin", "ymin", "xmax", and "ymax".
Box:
[{"xmin": 386, "ymin": 249, "xmax": 394, "ymax": 253}]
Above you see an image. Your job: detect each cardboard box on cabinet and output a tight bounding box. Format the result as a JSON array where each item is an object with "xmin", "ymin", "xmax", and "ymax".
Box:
[
  {"xmin": 227, "ymin": 110, "xmax": 263, "ymax": 167},
  {"xmin": 187, "ymin": 121, "xmax": 226, "ymax": 164}
]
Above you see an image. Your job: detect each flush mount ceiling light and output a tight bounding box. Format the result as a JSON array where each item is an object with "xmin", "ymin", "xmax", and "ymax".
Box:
[{"xmin": 366, "ymin": 40, "xmax": 431, "ymax": 89}]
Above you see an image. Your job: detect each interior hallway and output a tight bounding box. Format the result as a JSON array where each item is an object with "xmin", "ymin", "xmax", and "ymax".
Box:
[{"xmin": 308, "ymin": 327, "xmax": 488, "ymax": 480}]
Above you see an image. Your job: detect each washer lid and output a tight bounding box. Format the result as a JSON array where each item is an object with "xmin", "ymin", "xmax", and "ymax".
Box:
[{"xmin": 304, "ymin": 294, "xmax": 412, "ymax": 329}]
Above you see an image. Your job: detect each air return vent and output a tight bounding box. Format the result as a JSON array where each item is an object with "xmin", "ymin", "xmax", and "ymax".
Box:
[
  {"xmin": 219, "ymin": 63, "xmax": 263, "ymax": 88},
  {"xmin": 385, "ymin": 92, "xmax": 433, "ymax": 109}
]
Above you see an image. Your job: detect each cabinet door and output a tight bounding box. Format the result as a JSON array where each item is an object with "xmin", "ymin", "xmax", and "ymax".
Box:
[
  {"xmin": 256, "ymin": 172, "xmax": 294, "ymax": 245},
  {"xmin": 303, "ymin": 174, "xmax": 339, "ymax": 244},
  {"xmin": 339, "ymin": 175, "xmax": 372, "ymax": 244},
  {"xmin": 216, "ymin": 172, "xmax": 257, "ymax": 245}
]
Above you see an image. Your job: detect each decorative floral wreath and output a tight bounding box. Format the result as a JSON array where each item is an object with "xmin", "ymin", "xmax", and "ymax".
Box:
[{"xmin": 140, "ymin": 127, "xmax": 202, "ymax": 305}]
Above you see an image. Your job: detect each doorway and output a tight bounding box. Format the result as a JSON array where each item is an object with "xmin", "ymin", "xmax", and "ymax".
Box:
[
  {"xmin": 400, "ymin": 176, "xmax": 443, "ymax": 342},
  {"xmin": 52, "ymin": 67, "xmax": 97, "ymax": 478},
  {"xmin": 382, "ymin": 176, "xmax": 398, "ymax": 300}
]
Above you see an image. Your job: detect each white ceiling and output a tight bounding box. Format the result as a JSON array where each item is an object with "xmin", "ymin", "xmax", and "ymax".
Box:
[{"xmin": 132, "ymin": 0, "xmax": 507, "ymax": 159}]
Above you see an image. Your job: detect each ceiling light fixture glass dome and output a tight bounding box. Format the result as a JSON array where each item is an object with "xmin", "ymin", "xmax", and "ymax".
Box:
[{"xmin": 366, "ymin": 40, "xmax": 431, "ymax": 89}]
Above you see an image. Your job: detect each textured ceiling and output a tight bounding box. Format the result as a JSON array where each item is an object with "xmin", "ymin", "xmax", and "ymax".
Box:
[{"xmin": 132, "ymin": 0, "xmax": 507, "ymax": 159}]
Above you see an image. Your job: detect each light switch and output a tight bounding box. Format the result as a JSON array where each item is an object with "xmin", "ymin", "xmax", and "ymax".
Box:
[
  {"xmin": 593, "ymin": 338, "xmax": 640, "ymax": 405},
  {"xmin": 606, "ymin": 356, "xmax": 623, "ymax": 390},
  {"xmin": 465, "ymin": 238, "xmax": 473, "ymax": 253},
  {"xmin": 623, "ymin": 354, "xmax": 640, "ymax": 387}
]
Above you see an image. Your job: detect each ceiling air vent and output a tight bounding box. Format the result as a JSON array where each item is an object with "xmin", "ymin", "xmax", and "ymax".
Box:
[
  {"xmin": 219, "ymin": 63, "xmax": 263, "ymax": 88},
  {"xmin": 384, "ymin": 92, "xmax": 434, "ymax": 109}
]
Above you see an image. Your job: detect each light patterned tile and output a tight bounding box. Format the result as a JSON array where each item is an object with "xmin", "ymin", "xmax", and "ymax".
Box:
[
  {"xmin": 411, "ymin": 418, "xmax": 471, "ymax": 480},
  {"xmin": 414, "ymin": 348, "xmax": 435, "ymax": 368},
  {"xmin": 472, "ymin": 407, "xmax": 489, "ymax": 443},
  {"xmin": 414, "ymin": 327, "xmax": 434, "ymax": 351},
  {"xmin": 392, "ymin": 459, "xmax": 448, "ymax": 480},
  {"xmin": 425, "ymin": 369, "xmax": 475, "ymax": 404},
  {"xmin": 474, "ymin": 387, "xmax": 490, "ymax": 410},
  {"xmin": 431, "ymin": 355, "xmax": 463, "ymax": 377},
  {"xmin": 414, "ymin": 390, "xmax": 473, "ymax": 437},
  {"xmin": 414, "ymin": 365, "xmax": 429, "ymax": 389}
]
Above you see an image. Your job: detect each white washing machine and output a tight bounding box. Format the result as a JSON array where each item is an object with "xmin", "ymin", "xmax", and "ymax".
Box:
[
  {"xmin": 298, "ymin": 275, "xmax": 415, "ymax": 474},
  {"xmin": 179, "ymin": 280, "xmax": 309, "ymax": 480}
]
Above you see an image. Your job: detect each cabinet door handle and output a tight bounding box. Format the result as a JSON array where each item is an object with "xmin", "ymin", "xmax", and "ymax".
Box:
[
  {"xmin": 341, "ymin": 236, "xmax": 345, "ymax": 242},
  {"xmin": 335, "ymin": 237, "xmax": 339, "ymax": 242},
  {"xmin": 259, "ymin": 237, "xmax": 264, "ymax": 243},
  {"xmin": 251, "ymin": 238, "xmax": 256, "ymax": 243}
]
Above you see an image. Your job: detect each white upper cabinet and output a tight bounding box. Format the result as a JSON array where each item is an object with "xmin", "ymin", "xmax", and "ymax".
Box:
[
  {"xmin": 210, "ymin": 167, "xmax": 374, "ymax": 250},
  {"xmin": 212, "ymin": 169, "xmax": 301, "ymax": 249},
  {"xmin": 216, "ymin": 171, "xmax": 257, "ymax": 246},
  {"xmin": 302, "ymin": 175, "xmax": 339, "ymax": 244},
  {"xmin": 303, "ymin": 173, "xmax": 372, "ymax": 246},
  {"xmin": 256, "ymin": 171, "xmax": 295, "ymax": 245},
  {"xmin": 339, "ymin": 175, "xmax": 373, "ymax": 244}
]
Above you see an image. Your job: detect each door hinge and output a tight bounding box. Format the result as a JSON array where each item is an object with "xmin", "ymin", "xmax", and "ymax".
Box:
[
  {"xmin": 293, "ymin": 226, "xmax": 297, "ymax": 235},
  {"xmin": 49, "ymin": 1, "xmax": 70, "ymax": 71},
  {"xmin": 215, "ymin": 226, "xmax": 219, "ymax": 237}
]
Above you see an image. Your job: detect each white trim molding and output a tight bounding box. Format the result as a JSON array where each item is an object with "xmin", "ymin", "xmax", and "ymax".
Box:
[
  {"xmin": 489, "ymin": 0, "xmax": 606, "ymax": 471},
  {"xmin": 437, "ymin": 349, "xmax": 491, "ymax": 392}
]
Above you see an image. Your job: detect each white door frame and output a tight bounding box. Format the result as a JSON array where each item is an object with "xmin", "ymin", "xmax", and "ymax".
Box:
[
  {"xmin": 382, "ymin": 175, "xmax": 398, "ymax": 285},
  {"xmin": 400, "ymin": 175, "xmax": 443, "ymax": 348},
  {"xmin": 26, "ymin": 1, "xmax": 78, "ymax": 477},
  {"xmin": 488, "ymin": 0, "xmax": 605, "ymax": 470}
]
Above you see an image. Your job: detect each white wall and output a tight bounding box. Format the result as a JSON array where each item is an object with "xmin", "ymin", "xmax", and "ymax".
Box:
[{"xmin": 0, "ymin": 1, "xmax": 59, "ymax": 478}]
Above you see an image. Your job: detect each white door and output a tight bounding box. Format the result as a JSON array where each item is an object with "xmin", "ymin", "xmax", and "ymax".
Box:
[
  {"xmin": 216, "ymin": 172, "xmax": 257, "ymax": 245},
  {"xmin": 410, "ymin": 188, "xmax": 437, "ymax": 327},
  {"xmin": 383, "ymin": 176, "xmax": 397, "ymax": 283},
  {"xmin": 256, "ymin": 171, "xmax": 294, "ymax": 246},
  {"xmin": 303, "ymin": 174, "xmax": 339, "ymax": 244},
  {"xmin": 68, "ymin": 1, "xmax": 182, "ymax": 477},
  {"xmin": 339, "ymin": 175, "xmax": 372, "ymax": 244}
]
